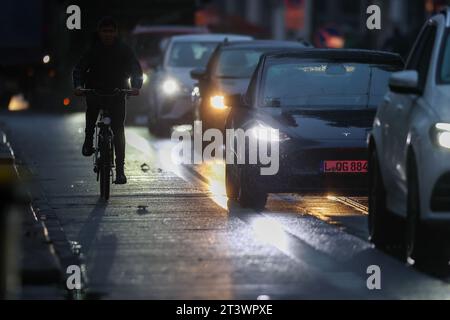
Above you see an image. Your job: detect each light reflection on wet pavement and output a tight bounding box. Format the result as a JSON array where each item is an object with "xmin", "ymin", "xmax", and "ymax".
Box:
[{"xmin": 2, "ymin": 112, "xmax": 450, "ymax": 299}]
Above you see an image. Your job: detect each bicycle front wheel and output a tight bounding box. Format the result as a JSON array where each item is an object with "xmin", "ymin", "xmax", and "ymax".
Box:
[
  {"xmin": 100, "ymin": 163, "xmax": 111, "ymax": 200},
  {"xmin": 99, "ymin": 134, "xmax": 112, "ymax": 200}
]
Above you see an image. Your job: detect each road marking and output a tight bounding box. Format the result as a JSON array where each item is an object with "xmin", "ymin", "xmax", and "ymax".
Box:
[{"xmin": 328, "ymin": 196, "xmax": 368, "ymax": 214}]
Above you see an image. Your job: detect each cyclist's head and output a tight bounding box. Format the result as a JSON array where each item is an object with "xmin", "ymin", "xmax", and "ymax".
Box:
[{"xmin": 97, "ymin": 16, "xmax": 118, "ymax": 46}]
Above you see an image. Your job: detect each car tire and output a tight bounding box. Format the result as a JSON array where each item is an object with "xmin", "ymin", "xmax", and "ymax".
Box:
[
  {"xmin": 238, "ymin": 165, "xmax": 268, "ymax": 211},
  {"xmin": 404, "ymin": 155, "xmax": 434, "ymax": 264},
  {"xmin": 148, "ymin": 116, "xmax": 157, "ymax": 134},
  {"xmin": 404, "ymin": 155, "xmax": 450, "ymax": 265},
  {"xmin": 368, "ymin": 149, "xmax": 399, "ymax": 248},
  {"xmin": 225, "ymin": 163, "xmax": 239, "ymax": 200}
]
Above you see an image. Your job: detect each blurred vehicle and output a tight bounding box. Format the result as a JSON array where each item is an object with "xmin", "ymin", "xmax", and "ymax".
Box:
[
  {"xmin": 225, "ymin": 49, "xmax": 403, "ymax": 210},
  {"xmin": 127, "ymin": 25, "xmax": 208, "ymax": 123},
  {"xmin": 147, "ymin": 34, "xmax": 252, "ymax": 135},
  {"xmin": 368, "ymin": 9, "xmax": 450, "ymax": 264},
  {"xmin": 130, "ymin": 25, "xmax": 209, "ymax": 70},
  {"xmin": 190, "ymin": 40, "xmax": 309, "ymax": 132}
]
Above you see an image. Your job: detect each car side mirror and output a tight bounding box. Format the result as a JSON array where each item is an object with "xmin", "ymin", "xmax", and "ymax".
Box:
[
  {"xmin": 389, "ymin": 70, "xmax": 421, "ymax": 95},
  {"xmin": 190, "ymin": 68, "xmax": 207, "ymax": 81}
]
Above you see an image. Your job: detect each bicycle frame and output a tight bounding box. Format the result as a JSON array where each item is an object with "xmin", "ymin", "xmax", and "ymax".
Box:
[{"xmin": 94, "ymin": 110, "xmax": 114, "ymax": 181}]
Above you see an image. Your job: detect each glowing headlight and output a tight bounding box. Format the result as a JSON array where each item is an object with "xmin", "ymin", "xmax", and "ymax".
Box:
[
  {"xmin": 438, "ymin": 132, "xmax": 450, "ymax": 149},
  {"xmin": 433, "ymin": 123, "xmax": 450, "ymax": 149},
  {"xmin": 162, "ymin": 79, "xmax": 179, "ymax": 95},
  {"xmin": 192, "ymin": 86, "xmax": 200, "ymax": 97},
  {"xmin": 142, "ymin": 73, "xmax": 148, "ymax": 84},
  {"xmin": 249, "ymin": 123, "xmax": 290, "ymax": 142},
  {"xmin": 210, "ymin": 95, "xmax": 227, "ymax": 110}
]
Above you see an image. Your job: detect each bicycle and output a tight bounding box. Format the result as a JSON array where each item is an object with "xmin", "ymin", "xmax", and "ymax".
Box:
[{"xmin": 79, "ymin": 88, "xmax": 133, "ymax": 200}]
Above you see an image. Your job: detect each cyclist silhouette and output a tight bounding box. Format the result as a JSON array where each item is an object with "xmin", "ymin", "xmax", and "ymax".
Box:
[{"xmin": 73, "ymin": 17, "xmax": 143, "ymax": 184}]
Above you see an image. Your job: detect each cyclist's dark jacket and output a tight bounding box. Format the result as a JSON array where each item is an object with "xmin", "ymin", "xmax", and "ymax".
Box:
[{"xmin": 72, "ymin": 38, "xmax": 143, "ymax": 90}]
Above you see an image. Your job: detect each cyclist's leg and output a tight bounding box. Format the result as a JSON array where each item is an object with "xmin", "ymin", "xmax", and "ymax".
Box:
[
  {"xmin": 83, "ymin": 96, "xmax": 100, "ymax": 156},
  {"xmin": 110, "ymin": 96, "xmax": 127, "ymax": 183}
]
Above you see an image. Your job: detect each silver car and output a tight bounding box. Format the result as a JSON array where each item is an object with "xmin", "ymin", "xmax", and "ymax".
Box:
[
  {"xmin": 369, "ymin": 8, "xmax": 450, "ymax": 265},
  {"xmin": 147, "ymin": 34, "xmax": 252, "ymax": 135}
]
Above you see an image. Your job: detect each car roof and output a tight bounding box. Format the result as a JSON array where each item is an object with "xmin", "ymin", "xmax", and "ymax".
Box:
[
  {"xmin": 219, "ymin": 40, "xmax": 309, "ymax": 50},
  {"xmin": 262, "ymin": 48, "xmax": 404, "ymax": 65},
  {"xmin": 132, "ymin": 25, "xmax": 208, "ymax": 35},
  {"xmin": 170, "ymin": 34, "xmax": 253, "ymax": 42}
]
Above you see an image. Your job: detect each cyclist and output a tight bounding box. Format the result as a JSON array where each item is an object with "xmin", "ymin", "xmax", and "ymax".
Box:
[{"xmin": 73, "ymin": 16, "xmax": 142, "ymax": 184}]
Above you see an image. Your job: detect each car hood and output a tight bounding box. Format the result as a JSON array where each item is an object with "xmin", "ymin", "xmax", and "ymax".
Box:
[
  {"xmin": 212, "ymin": 77, "xmax": 250, "ymax": 95},
  {"xmin": 429, "ymin": 86, "xmax": 450, "ymax": 120},
  {"xmin": 164, "ymin": 67, "xmax": 196, "ymax": 91},
  {"xmin": 267, "ymin": 108, "xmax": 376, "ymax": 141}
]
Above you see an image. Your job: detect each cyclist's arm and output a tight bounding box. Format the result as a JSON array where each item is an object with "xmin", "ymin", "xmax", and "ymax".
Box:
[{"xmin": 127, "ymin": 47, "xmax": 143, "ymax": 90}]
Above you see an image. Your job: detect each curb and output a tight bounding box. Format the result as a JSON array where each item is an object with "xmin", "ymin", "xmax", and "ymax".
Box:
[{"xmin": 0, "ymin": 129, "xmax": 64, "ymax": 299}]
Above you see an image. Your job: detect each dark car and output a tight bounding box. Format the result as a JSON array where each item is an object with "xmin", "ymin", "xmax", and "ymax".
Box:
[
  {"xmin": 147, "ymin": 34, "xmax": 252, "ymax": 136},
  {"xmin": 190, "ymin": 40, "xmax": 309, "ymax": 132},
  {"xmin": 224, "ymin": 49, "xmax": 404, "ymax": 210}
]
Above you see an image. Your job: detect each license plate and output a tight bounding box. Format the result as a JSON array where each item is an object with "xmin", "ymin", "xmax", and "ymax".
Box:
[{"xmin": 322, "ymin": 160, "xmax": 368, "ymax": 173}]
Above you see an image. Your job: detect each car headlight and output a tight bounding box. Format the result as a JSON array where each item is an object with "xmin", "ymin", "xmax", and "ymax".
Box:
[
  {"xmin": 249, "ymin": 123, "xmax": 290, "ymax": 142},
  {"xmin": 162, "ymin": 79, "xmax": 179, "ymax": 95},
  {"xmin": 192, "ymin": 86, "xmax": 200, "ymax": 97},
  {"xmin": 142, "ymin": 73, "xmax": 148, "ymax": 84},
  {"xmin": 432, "ymin": 123, "xmax": 450, "ymax": 149},
  {"xmin": 210, "ymin": 95, "xmax": 227, "ymax": 110}
]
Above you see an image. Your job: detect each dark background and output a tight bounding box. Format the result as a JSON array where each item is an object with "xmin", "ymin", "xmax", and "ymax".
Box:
[{"xmin": 0, "ymin": 0, "xmax": 448, "ymax": 112}]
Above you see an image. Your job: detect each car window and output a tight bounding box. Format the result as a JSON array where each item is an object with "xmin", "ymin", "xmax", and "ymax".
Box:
[
  {"xmin": 259, "ymin": 60, "xmax": 399, "ymax": 109},
  {"xmin": 417, "ymin": 26, "xmax": 436, "ymax": 88},
  {"xmin": 133, "ymin": 33, "xmax": 174, "ymax": 59},
  {"xmin": 167, "ymin": 42, "xmax": 218, "ymax": 68},
  {"xmin": 214, "ymin": 49, "xmax": 265, "ymax": 78},
  {"xmin": 406, "ymin": 24, "xmax": 437, "ymax": 88},
  {"xmin": 439, "ymin": 30, "xmax": 450, "ymax": 83},
  {"xmin": 406, "ymin": 27, "xmax": 428, "ymax": 70}
]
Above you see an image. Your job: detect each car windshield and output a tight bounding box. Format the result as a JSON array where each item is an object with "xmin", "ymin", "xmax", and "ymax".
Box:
[
  {"xmin": 439, "ymin": 31, "xmax": 450, "ymax": 83},
  {"xmin": 215, "ymin": 49, "xmax": 265, "ymax": 78},
  {"xmin": 133, "ymin": 33, "xmax": 175, "ymax": 59},
  {"xmin": 167, "ymin": 41, "xmax": 219, "ymax": 68},
  {"xmin": 260, "ymin": 59, "xmax": 397, "ymax": 109}
]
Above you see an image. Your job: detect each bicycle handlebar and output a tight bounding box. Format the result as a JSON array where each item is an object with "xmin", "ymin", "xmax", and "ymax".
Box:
[{"xmin": 79, "ymin": 88, "xmax": 135, "ymax": 96}]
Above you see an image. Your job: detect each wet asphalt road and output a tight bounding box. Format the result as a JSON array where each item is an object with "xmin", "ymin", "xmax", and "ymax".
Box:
[{"xmin": 1, "ymin": 111, "xmax": 450, "ymax": 299}]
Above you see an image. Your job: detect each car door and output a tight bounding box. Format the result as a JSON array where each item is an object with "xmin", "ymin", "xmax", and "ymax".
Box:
[{"xmin": 383, "ymin": 22, "xmax": 437, "ymax": 198}]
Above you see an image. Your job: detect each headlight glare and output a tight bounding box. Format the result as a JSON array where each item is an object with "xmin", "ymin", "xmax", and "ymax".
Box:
[
  {"xmin": 210, "ymin": 95, "xmax": 227, "ymax": 110},
  {"xmin": 438, "ymin": 131, "xmax": 450, "ymax": 149},
  {"xmin": 433, "ymin": 123, "xmax": 450, "ymax": 149},
  {"xmin": 162, "ymin": 79, "xmax": 179, "ymax": 95}
]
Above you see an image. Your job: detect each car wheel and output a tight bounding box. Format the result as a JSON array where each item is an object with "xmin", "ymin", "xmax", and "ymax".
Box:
[
  {"xmin": 148, "ymin": 115, "xmax": 157, "ymax": 134},
  {"xmin": 405, "ymin": 156, "xmax": 420, "ymax": 262},
  {"xmin": 404, "ymin": 154, "xmax": 450, "ymax": 267},
  {"xmin": 368, "ymin": 149, "xmax": 398, "ymax": 248},
  {"xmin": 238, "ymin": 165, "xmax": 267, "ymax": 211},
  {"xmin": 225, "ymin": 163, "xmax": 239, "ymax": 200}
]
